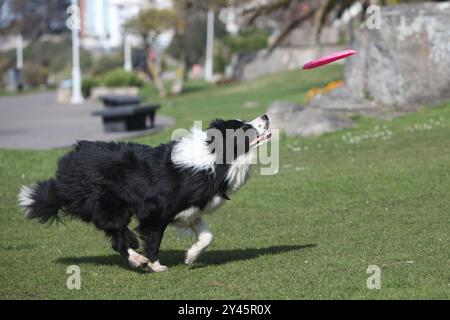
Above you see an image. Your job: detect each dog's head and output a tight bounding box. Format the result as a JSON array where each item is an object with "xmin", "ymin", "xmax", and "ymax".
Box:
[{"xmin": 207, "ymin": 115, "xmax": 271, "ymax": 164}]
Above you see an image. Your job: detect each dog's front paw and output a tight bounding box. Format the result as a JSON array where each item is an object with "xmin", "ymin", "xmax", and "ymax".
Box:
[
  {"xmin": 185, "ymin": 248, "xmax": 200, "ymax": 265},
  {"xmin": 148, "ymin": 260, "xmax": 169, "ymax": 272},
  {"xmin": 128, "ymin": 249, "xmax": 150, "ymax": 268}
]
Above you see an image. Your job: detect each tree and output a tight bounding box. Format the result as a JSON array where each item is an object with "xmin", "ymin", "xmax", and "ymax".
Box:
[
  {"xmin": 240, "ymin": 0, "xmax": 320, "ymax": 55},
  {"xmin": 169, "ymin": 0, "xmax": 231, "ymax": 94},
  {"xmin": 241, "ymin": 0, "xmax": 432, "ymax": 55},
  {"xmin": 0, "ymin": 0, "xmax": 71, "ymax": 39},
  {"xmin": 125, "ymin": 1, "xmax": 232, "ymax": 96},
  {"xmin": 169, "ymin": 1, "xmax": 228, "ymax": 94},
  {"xmin": 124, "ymin": 8, "xmax": 176, "ymax": 97}
]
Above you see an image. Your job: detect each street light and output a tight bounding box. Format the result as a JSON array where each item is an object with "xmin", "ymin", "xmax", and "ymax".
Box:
[
  {"xmin": 204, "ymin": 9, "xmax": 214, "ymax": 82},
  {"xmin": 67, "ymin": 0, "xmax": 84, "ymax": 104},
  {"xmin": 124, "ymin": 34, "xmax": 132, "ymax": 72},
  {"xmin": 15, "ymin": 34, "xmax": 24, "ymax": 91},
  {"xmin": 16, "ymin": 34, "xmax": 23, "ymax": 70}
]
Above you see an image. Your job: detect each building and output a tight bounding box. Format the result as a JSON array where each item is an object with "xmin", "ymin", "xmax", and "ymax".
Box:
[{"xmin": 79, "ymin": 0, "xmax": 172, "ymax": 50}]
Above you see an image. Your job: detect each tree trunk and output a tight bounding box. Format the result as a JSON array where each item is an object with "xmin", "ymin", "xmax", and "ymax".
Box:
[
  {"xmin": 143, "ymin": 36, "xmax": 166, "ymax": 97},
  {"xmin": 147, "ymin": 55, "xmax": 166, "ymax": 97},
  {"xmin": 170, "ymin": 25, "xmax": 187, "ymax": 95}
]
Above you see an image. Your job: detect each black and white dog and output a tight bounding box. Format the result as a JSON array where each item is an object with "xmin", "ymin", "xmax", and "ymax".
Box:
[{"xmin": 18, "ymin": 115, "xmax": 271, "ymax": 272}]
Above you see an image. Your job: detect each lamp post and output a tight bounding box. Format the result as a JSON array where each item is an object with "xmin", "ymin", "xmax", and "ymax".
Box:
[
  {"xmin": 16, "ymin": 34, "xmax": 23, "ymax": 70},
  {"xmin": 15, "ymin": 34, "xmax": 23, "ymax": 91},
  {"xmin": 67, "ymin": 0, "xmax": 84, "ymax": 104},
  {"xmin": 204, "ymin": 9, "xmax": 214, "ymax": 82},
  {"xmin": 124, "ymin": 34, "xmax": 132, "ymax": 72}
]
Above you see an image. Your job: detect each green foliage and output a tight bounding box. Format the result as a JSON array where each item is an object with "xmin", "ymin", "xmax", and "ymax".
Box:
[
  {"xmin": 223, "ymin": 27, "xmax": 270, "ymax": 54},
  {"xmin": 168, "ymin": 12, "xmax": 227, "ymax": 68},
  {"xmin": 124, "ymin": 8, "xmax": 176, "ymax": 41},
  {"xmin": 0, "ymin": 56, "xmax": 12, "ymax": 88},
  {"xmin": 81, "ymin": 78, "xmax": 101, "ymax": 98},
  {"xmin": 0, "ymin": 37, "xmax": 106, "ymax": 89},
  {"xmin": 102, "ymin": 69, "xmax": 144, "ymax": 88},
  {"xmin": 25, "ymin": 38, "xmax": 71, "ymax": 74},
  {"xmin": 209, "ymin": 27, "xmax": 270, "ymax": 72},
  {"xmin": 213, "ymin": 41, "xmax": 228, "ymax": 73},
  {"xmin": 20, "ymin": 38, "xmax": 92, "ymax": 76},
  {"xmin": 0, "ymin": 39, "xmax": 66, "ymax": 88},
  {"xmin": 82, "ymin": 69, "xmax": 145, "ymax": 97},
  {"xmin": 90, "ymin": 53, "xmax": 123, "ymax": 76},
  {"xmin": 22, "ymin": 62, "xmax": 48, "ymax": 87}
]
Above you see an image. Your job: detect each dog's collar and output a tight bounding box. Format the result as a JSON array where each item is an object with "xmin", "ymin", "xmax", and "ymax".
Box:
[{"xmin": 220, "ymin": 193, "xmax": 231, "ymax": 200}]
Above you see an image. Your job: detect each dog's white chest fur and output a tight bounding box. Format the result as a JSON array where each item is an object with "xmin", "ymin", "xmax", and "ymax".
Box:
[
  {"xmin": 173, "ymin": 195, "xmax": 224, "ymax": 224},
  {"xmin": 173, "ymin": 154, "xmax": 252, "ymax": 225},
  {"xmin": 171, "ymin": 128, "xmax": 255, "ymax": 226}
]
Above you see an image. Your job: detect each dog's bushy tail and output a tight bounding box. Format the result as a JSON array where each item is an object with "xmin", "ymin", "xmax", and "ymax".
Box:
[{"xmin": 18, "ymin": 179, "xmax": 62, "ymax": 224}]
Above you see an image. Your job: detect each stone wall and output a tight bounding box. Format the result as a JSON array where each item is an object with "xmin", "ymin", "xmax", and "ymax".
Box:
[
  {"xmin": 345, "ymin": 2, "xmax": 450, "ymax": 108},
  {"xmin": 229, "ymin": 45, "xmax": 345, "ymax": 81},
  {"xmin": 282, "ymin": 24, "xmax": 342, "ymax": 47},
  {"xmin": 227, "ymin": 21, "xmax": 345, "ymax": 81},
  {"xmin": 90, "ymin": 86, "xmax": 140, "ymax": 100},
  {"xmin": 265, "ymin": 2, "xmax": 450, "ymax": 137}
]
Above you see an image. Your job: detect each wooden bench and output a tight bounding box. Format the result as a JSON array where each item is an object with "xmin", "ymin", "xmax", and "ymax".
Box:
[{"xmin": 92, "ymin": 104, "xmax": 160, "ymax": 132}]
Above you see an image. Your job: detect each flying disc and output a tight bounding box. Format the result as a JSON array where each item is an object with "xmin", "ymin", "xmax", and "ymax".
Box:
[{"xmin": 303, "ymin": 49, "xmax": 357, "ymax": 70}]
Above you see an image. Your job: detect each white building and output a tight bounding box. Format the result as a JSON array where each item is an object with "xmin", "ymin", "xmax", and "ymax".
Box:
[{"xmin": 80, "ymin": 0, "xmax": 172, "ymax": 50}]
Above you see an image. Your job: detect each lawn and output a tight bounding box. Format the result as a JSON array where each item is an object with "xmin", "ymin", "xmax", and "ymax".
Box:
[{"xmin": 0, "ymin": 65, "xmax": 449, "ymax": 299}]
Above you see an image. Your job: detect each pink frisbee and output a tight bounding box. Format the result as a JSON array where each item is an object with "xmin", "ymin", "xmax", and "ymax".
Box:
[{"xmin": 303, "ymin": 49, "xmax": 357, "ymax": 70}]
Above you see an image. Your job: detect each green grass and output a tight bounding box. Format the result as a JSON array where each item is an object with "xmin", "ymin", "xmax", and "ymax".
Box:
[{"xmin": 1, "ymin": 65, "xmax": 449, "ymax": 299}]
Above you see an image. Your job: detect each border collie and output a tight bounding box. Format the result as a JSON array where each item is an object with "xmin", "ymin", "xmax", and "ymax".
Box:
[{"xmin": 18, "ymin": 115, "xmax": 271, "ymax": 272}]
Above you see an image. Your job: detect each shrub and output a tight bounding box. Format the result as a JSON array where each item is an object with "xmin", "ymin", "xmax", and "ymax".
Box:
[
  {"xmin": 91, "ymin": 53, "xmax": 123, "ymax": 76},
  {"xmin": 102, "ymin": 69, "xmax": 144, "ymax": 88},
  {"xmin": 213, "ymin": 41, "xmax": 228, "ymax": 73},
  {"xmin": 81, "ymin": 77, "xmax": 100, "ymax": 98},
  {"xmin": 223, "ymin": 27, "xmax": 270, "ymax": 54},
  {"xmin": 23, "ymin": 62, "xmax": 49, "ymax": 87},
  {"xmin": 167, "ymin": 12, "xmax": 227, "ymax": 69}
]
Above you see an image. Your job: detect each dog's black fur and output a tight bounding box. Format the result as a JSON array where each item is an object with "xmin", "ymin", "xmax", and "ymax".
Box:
[{"xmin": 20, "ymin": 118, "xmax": 267, "ymax": 270}]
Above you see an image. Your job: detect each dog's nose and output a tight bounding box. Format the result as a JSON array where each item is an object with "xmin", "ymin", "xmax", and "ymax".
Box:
[{"xmin": 262, "ymin": 114, "xmax": 269, "ymax": 129}]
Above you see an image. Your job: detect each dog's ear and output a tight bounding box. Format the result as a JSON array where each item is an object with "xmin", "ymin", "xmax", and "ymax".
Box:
[
  {"xmin": 208, "ymin": 119, "xmax": 225, "ymax": 131},
  {"xmin": 207, "ymin": 119, "xmax": 223, "ymax": 145}
]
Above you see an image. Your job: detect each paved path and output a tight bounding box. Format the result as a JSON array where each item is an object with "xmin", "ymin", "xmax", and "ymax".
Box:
[{"xmin": 0, "ymin": 92, "xmax": 174, "ymax": 150}]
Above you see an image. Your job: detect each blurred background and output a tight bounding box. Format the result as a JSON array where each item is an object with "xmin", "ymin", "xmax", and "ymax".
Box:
[
  {"xmin": 0, "ymin": 0, "xmax": 449, "ymax": 148},
  {"xmin": 1, "ymin": 0, "xmax": 356, "ymax": 96},
  {"xmin": 1, "ymin": 0, "xmax": 446, "ymax": 94}
]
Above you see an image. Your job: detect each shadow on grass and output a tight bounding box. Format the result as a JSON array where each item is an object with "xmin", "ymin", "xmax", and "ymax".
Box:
[
  {"xmin": 180, "ymin": 84, "xmax": 214, "ymax": 95},
  {"xmin": 55, "ymin": 244, "xmax": 316, "ymax": 271}
]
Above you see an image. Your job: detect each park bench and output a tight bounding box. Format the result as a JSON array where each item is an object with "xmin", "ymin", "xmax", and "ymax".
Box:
[
  {"xmin": 100, "ymin": 96, "xmax": 142, "ymax": 108},
  {"xmin": 92, "ymin": 95, "xmax": 160, "ymax": 132}
]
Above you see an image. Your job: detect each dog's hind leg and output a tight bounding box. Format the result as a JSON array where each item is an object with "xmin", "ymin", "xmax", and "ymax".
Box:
[{"xmin": 185, "ymin": 218, "xmax": 213, "ymax": 265}]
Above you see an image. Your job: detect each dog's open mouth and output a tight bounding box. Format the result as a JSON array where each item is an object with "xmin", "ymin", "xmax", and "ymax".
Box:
[{"xmin": 251, "ymin": 130, "xmax": 272, "ymax": 146}]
